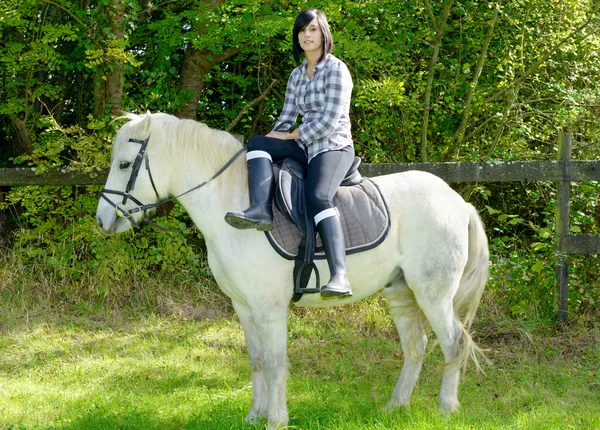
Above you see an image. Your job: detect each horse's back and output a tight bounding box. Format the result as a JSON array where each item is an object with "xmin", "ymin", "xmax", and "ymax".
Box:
[{"xmin": 371, "ymin": 170, "xmax": 468, "ymax": 218}]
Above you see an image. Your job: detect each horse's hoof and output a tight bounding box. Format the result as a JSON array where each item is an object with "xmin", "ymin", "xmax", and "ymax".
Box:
[
  {"xmin": 244, "ymin": 414, "xmax": 264, "ymax": 425},
  {"xmin": 382, "ymin": 399, "xmax": 410, "ymax": 414},
  {"xmin": 438, "ymin": 399, "xmax": 460, "ymax": 415},
  {"xmin": 266, "ymin": 418, "xmax": 289, "ymax": 430}
]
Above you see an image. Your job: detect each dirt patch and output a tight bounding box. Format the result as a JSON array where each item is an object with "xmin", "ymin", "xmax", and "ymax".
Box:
[{"xmin": 156, "ymin": 290, "xmax": 232, "ymax": 321}]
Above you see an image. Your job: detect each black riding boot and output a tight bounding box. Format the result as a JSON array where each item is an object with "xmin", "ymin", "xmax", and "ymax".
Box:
[
  {"xmin": 225, "ymin": 156, "xmax": 274, "ymax": 231},
  {"xmin": 317, "ymin": 214, "xmax": 352, "ymax": 298}
]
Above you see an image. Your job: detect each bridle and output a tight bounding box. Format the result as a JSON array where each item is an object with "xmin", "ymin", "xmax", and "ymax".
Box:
[{"xmin": 99, "ymin": 135, "xmax": 244, "ymax": 230}]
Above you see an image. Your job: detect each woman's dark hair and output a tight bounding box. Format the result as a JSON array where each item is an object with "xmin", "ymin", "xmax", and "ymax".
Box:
[{"xmin": 292, "ymin": 8, "xmax": 333, "ymax": 65}]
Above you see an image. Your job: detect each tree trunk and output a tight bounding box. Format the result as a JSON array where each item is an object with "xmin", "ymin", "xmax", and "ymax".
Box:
[
  {"xmin": 9, "ymin": 115, "xmax": 33, "ymax": 155},
  {"xmin": 449, "ymin": 2, "xmax": 500, "ymax": 160},
  {"xmin": 93, "ymin": 0, "xmax": 126, "ymax": 116},
  {"xmin": 0, "ymin": 189, "xmax": 9, "ymax": 242},
  {"xmin": 5, "ymin": 113, "xmax": 33, "ymax": 241},
  {"xmin": 177, "ymin": 45, "xmax": 245, "ymax": 120},
  {"xmin": 177, "ymin": 46, "xmax": 213, "ymax": 120}
]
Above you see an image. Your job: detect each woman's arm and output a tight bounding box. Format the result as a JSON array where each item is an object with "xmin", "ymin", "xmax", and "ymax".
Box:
[{"xmin": 266, "ymin": 129, "xmax": 300, "ymax": 140}]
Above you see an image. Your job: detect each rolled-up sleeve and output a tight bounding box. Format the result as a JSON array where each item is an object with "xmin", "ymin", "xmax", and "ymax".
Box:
[{"xmin": 298, "ymin": 62, "xmax": 352, "ymax": 143}]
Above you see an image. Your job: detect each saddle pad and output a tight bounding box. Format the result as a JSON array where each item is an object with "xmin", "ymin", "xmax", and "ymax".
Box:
[{"xmin": 265, "ymin": 178, "xmax": 390, "ymax": 260}]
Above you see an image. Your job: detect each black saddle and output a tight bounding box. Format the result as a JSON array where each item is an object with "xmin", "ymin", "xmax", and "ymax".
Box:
[
  {"xmin": 275, "ymin": 156, "xmax": 362, "ymax": 233},
  {"xmin": 265, "ymin": 156, "xmax": 390, "ymax": 302}
]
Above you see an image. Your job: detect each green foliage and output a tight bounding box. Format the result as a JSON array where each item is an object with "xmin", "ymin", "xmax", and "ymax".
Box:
[
  {"xmin": 353, "ymin": 77, "xmax": 414, "ymax": 162},
  {"xmin": 0, "ymin": 0, "xmax": 599, "ymax": 325},
  {"xmin": 4, "ymin": 194, "xmax": 209, "ymax": 306},
  {"xmin": 472, "ymin": 180, "xmax": 599, "ymax": 324}
]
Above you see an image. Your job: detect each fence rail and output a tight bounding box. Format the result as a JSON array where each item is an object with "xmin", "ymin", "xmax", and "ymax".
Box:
[
  {"xmin": 0, "ymin": 133, "xmax": 597, "ymax": 322},
  {"xmin": 0, "ymin": 168, "xmax": 106, "ymax": 186},
  {"xmin": 2, "ymin": 159, "xmax": 600, "ymax": 186}
]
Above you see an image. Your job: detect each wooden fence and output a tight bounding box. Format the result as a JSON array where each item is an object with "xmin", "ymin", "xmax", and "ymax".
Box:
[{"xmin": 0, "ymin": 133, "xmax": 598, "ymax": 321}]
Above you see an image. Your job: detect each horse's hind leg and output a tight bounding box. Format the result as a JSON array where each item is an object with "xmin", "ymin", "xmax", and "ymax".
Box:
[
  {"xmin": 382, "ymin": 283, "xmax": 428, "ymax": 411},
  {"xmin": 412, "ymin": 287, "xmax": 463, "ymax": 414}
]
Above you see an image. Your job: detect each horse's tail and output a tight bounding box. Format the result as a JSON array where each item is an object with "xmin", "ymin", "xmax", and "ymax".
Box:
[
  {"xmin": 454, "ymin": 203, "xmax": 489, "ymax": 329},
  {"xmin": 453, "ymin": 203, "xmax": 490, "ymax": 371}
]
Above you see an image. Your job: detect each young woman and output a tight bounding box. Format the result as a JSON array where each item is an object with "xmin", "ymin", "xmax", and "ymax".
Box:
[{"xmin": 225, "ymin": 8, "xmax": 355, "ymax": 299}]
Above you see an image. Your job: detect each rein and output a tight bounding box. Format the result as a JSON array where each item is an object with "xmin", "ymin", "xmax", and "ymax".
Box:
[{"xmin": 100, "ymin": 136, "xmax": 245, "ymax": 231}]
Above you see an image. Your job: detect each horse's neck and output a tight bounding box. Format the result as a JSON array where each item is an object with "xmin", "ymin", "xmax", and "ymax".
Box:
[
  {"xmin": 174, "ymin": 156, "xmax": 248, "ymax": 241},
  {"xmin": 155, "ymin": 124, "xmax": 248, "ymax": 240}
]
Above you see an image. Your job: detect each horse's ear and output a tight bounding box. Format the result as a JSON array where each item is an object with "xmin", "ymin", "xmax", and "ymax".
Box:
[{"xmin": 132, "ymin": 111, "xmax": 152, "ymax": 140}]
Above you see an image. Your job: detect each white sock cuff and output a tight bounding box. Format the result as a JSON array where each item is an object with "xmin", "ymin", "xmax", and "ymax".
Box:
[
  {"xmin": 314, "ymin": 208, "xmax": 338, "ymax": 226},
  {"xmin": 246, "ymin": 150, "xmax": 272, "ymax": 162}
]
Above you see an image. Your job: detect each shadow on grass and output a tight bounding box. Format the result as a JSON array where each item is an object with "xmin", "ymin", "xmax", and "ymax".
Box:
[{"xmin": 58, "ymin": 402, "xmax": 252, "ymax": 430}]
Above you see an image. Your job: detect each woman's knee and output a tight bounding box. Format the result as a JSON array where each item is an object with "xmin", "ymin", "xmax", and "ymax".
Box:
[
  {"xmin": 247, "ymin": 135, "xmax": 270, "ymax": 152},
  {"xmin": 308, "ymin": 194, "xmax": 332, "ymax": 216}
]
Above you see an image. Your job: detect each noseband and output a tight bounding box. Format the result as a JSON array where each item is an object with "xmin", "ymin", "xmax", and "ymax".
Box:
[{"xmin": 100, "ymin": 136, "xmax": 244, "ymax": 230}]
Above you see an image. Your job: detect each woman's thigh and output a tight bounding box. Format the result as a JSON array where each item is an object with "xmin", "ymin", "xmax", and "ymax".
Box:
[
  {"xmin": 247, "ymin": 136, "xmax": 307, "ymax": 164},
  {"xmin": 306, "ymin": 146, "xmax": 355, "ymax": 214}
]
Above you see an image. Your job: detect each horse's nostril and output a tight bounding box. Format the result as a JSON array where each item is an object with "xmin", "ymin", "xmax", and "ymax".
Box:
[{"xmin": 97, "ymin": 217, "xmax": 103, "ymax": 229}]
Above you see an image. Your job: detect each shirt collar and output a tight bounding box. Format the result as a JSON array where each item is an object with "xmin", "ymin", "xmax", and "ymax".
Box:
[{"xmin": 301, "ymin": 54, "xmax": 330, "ymax": 75}]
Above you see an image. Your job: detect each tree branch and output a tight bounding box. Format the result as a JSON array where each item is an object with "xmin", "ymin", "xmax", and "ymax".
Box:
[
  {"xmin": 483, "ymin": 5, "xmax": 600, "ymax": 106},
  {"xmin": 449, "ymin": 1, "xmax": 501, "ymax": 160},
  {"xmin": 40, "ymin": 0, "xmax": 99, "ymax": 47},
  {"xmin": 419, "ymin": 0, "xmax": 455, "ymax": 162},
  {"xmin": 226, "ymin": 79, "xmax": 278, "ymax": 132},
  {"xmin": 486, "ymin": 84, "xmax": 521, "ymax": 158}
]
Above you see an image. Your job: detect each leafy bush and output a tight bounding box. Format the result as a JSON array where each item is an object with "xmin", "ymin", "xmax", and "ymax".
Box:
[
  {"xmin": 2, "ymin": 180, "xmax": 209, "ymax": 308},
  {"xmin": 2, "ymin": 0, "xmax": 600, "ymax": 329},
  {"xmin": 473, "ymin": 180, "xmax": 600, "ymax": 326}
]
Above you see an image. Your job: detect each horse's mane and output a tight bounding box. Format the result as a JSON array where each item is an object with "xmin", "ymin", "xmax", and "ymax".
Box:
[{"xmin": 119, "ymin": 112, "xmax": 247, "ymax": 186}]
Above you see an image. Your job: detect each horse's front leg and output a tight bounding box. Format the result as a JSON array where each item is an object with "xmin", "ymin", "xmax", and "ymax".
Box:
[
  {"xmin": 234, "ymin": 299, "xmax": 289, "ymax": 429},
  {"xmin": 233, "ymin": 302, "xmax": 268, "ymax": 424},
  {"xmin": 252, "ymin": 301, "xmax": 290, "ymax": 429}
]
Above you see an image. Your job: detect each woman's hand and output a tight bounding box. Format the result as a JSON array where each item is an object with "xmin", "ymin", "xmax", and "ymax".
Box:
[{"xmin": 266, "ymin": 129, "xmax": 300, "ymax": 140}]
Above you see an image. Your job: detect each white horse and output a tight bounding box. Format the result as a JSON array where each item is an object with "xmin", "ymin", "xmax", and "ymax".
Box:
[{"xmin": 96, "ymin": 112, "xmax": 489, "ymax": 429}]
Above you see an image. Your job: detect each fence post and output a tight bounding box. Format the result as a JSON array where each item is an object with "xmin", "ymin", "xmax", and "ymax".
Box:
[{"xmin": 555, "ymin": 132, "xmax": 572, "ymax": 324}]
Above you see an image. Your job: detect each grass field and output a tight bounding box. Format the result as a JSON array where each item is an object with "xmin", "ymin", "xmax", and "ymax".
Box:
[{"xmin": 0, "ymin": 292, "xmax": 598, "ymax": 430}]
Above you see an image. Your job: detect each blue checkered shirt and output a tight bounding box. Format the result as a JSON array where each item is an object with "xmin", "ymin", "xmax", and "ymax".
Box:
[{"xmin": 273, "ymin": 54, "xmax": 353, "ymax": 162}]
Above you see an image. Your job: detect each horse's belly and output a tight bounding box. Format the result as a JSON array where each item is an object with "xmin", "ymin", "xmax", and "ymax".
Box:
[{"xmin": 293, "ymin": 237, "xmax": 399, "ymax": 308}]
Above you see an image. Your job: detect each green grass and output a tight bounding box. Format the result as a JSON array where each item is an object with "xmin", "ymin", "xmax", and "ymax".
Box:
[{"xmin": 0, "ymin": 294, "xmax": 598, "ymax": 430}]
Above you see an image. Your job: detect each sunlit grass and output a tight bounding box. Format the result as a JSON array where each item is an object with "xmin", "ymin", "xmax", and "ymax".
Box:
[
  {"xmin": 0, "ymin": 313, "xmax": 251, "ymax": 429},
  {"xmin": 0, "ymin": 294, "xmax": 598, "ymax": 430},
  {"xmin": 0, "ymin": 246, "xmax": 598, "ymax": 429}
]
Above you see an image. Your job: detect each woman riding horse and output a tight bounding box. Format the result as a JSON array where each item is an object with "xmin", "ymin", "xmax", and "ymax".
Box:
[{"xmin": 225, "ymin": 8, "xmax": 355, "ymax": 300}]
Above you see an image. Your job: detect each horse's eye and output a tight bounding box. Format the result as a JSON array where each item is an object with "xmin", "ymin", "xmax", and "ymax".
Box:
[{"xmin": 120, "ymin": 161, "xmax": 131, "ymax": 170}]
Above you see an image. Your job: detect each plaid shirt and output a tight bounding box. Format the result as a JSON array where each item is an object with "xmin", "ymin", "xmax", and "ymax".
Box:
[{"xmin": 273, "ymin": 54, "xmax": 353, "ymax": 162}]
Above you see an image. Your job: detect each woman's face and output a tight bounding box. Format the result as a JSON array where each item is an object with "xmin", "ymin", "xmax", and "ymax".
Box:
[{"xmin": 298, "ymin": 18, "xmax": 323, "ymax": 55}]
